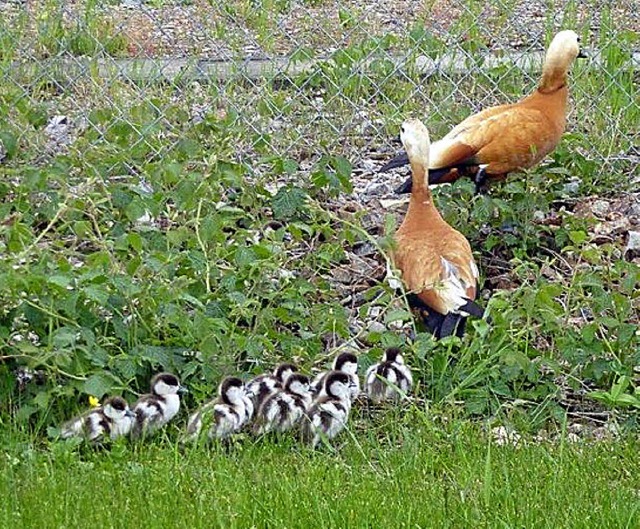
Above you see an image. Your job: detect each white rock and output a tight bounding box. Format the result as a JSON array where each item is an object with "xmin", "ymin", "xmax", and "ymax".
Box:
[
  {"xmin": 492, "ymin": 425, "xmax": 521, "ymax": 447},
  {"xmin": 625, "ymin": 231, "xmax": 640, "ymax": 254}
]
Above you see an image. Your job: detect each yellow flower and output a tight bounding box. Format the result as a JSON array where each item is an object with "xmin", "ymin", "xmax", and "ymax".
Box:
[{"xmin": 88, "ymin": 396, "xmax": 100, "ymax": 408}]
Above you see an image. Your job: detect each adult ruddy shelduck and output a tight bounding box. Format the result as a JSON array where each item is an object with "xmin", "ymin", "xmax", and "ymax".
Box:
[
  {"xmin": 392, "ymin": 119, "xmax": 483, "ymax": 338},
  {"xmin": 380, "ymin": 30, "xmax": 587, "ymax": 193}
]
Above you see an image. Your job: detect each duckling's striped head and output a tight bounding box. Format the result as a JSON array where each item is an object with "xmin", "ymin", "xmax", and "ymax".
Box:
[
  {"xmin": 383, "ymin": 347, "xmax": 404, "ymax": 365},
  {"xmin": 219, "ymin": 377, "xmax": 245, "ymax": 404},
  {"xmin": 103, "ymin": 396, "xmax": 134, "ymax": 420},
  {"xmin": 273, "ymin": 363, "xmax": 298, "ymax": 383},
  {"xmin": 323, "ymin": 371, "xmax": 351, "ymax": 400},
  {"xmin": 400, "ymin": 118, "xmax": 430, "ymax": 169},
  {"xmin": 333, "ymin": 352, "xmax": 358, "ymax": 376},
  {"xmin": 284, "ymin": 373, "xmax": 310, "ymax": 396},
  {"xmin": 150, "ymin": 373, "xmax": 185, "ymax": 396}
]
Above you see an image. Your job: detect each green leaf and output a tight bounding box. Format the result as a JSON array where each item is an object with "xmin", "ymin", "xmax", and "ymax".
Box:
[
  {"xmin": 568, "ymin": 230, "xmax": 588, "ymax": 245},
  {"xmin": 271, "ymin": 186, "xmax": 308, "ymax": 220},
  {"xmin": 0, "ymin": 131, "xmax": 18, "ymax": 159},
  {"xmin": 47, "ymin": 275, "xmax": 73, "ymax": 289},
  {"xmin": 83, "ymin": 373, "xmax": 116, "ymax": 398},
  {"xmin": 83, "ymin": 285, "xmax": 110, "ymax": 305},
  {"xmin": 383, "ymin": 309, "xmax": 413, "ymax": 324}
]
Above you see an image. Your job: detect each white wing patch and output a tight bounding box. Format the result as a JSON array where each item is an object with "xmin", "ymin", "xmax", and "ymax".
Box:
[
  {"xmin": 470, "ymin": 258, "xmax": 479, "ymax": 279},
  {"xmin": 434, "ymin": 257, "xmax": 471, "ymax": 314}
]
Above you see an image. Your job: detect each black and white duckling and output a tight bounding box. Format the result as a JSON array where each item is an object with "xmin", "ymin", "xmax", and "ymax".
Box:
[
  {"xmin": 253, "ymin": 373, "xmax": 312, "ymax": 435},
  {"xmin": 311, "ymin": 352, "xmax": 360, "ymax": 402},
  {"xmin": 364, "ymin": 347, "xmax": 413, "ymax": 404},
  {"xmin": 302, "ymin": 371, "xmax": 352, "ymax": 448},
  {"xmin": 245, "ymin": 362, "xmax": 298, "ymax": 412},
  {"xmin": 61, "ymin": 396, "xmax": 135, "ymax": 442},
  {"xmin": 131, "ymin": 373, "xmax": 187, "ymax": 438},
  {"xmin": 183, "ymin": 377, "xmax": 248, "ymax": 443}
]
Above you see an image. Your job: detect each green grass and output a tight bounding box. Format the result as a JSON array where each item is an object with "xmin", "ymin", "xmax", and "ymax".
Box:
[
  {"xmin": 2, "ymin": 418, "xmax": 639, "ymax": 528},
  {"xmin": 0, "ymin": 0, "xmax": 638, "ymax": 439}
]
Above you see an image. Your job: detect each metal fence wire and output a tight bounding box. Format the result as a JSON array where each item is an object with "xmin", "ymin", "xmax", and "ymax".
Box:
[{"xmin": 0, "ymin": 0, "xmax": 638, "ymax": 182}]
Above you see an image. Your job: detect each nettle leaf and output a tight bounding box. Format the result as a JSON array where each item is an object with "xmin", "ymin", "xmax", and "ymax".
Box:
[
  {"xmin": 271, "ymin": 185, "xmax": 308, "ymax": 220},
  {"xmin": 0, "ymin": 130, "xmax": 18, "ymax": 159},
  {"xmin": 235, "ymin": 246, "xmax": 257, "ymax": 268},
  {"xmin": 83, "ymin": 373, "xmax": 117, "ymax": 398},
  {"xmin": 47, "ymin": 275, "xmax": 73, "ymax": 289},
  {"xmin": 384, "ymin": 308, "xmax": 413, "ymax": 324},
  {"xmin": 136, "ymin": 345, "xmax": 171, "ymax": 367},
  {"xmin": 113, "ymin": 356, "xmax": 139, "ymax": 380},
  {"xmin": 83, "ymin": 285, "xmax": 110, "ymax": 305},
  {"xmin": 330, "ymin": 155, "xmax": 353, "ymax": 192}
]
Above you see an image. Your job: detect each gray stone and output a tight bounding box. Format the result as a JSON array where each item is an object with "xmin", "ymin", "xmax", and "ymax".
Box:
[{"xmin": 625, "ymin": 231, "xmax": 640, "ymax": 254}]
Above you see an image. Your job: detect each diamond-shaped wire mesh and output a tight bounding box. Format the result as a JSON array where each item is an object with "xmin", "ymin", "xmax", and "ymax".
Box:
[{"xmin": 0, "ymin": 0, "xmax": 638, "ymax": 181}]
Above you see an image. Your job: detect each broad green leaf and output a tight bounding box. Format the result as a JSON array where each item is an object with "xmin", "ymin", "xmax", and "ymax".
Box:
[
  {"xmin": 271, "ymin": 186, "xmax": 308, "ymax": 220},
  {"xmin": 83, "ymin": 373, "xmax": 116, "ymax": 398}
]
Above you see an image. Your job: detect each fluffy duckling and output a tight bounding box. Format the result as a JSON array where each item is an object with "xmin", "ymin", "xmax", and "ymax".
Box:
[
  {"xmin": 253, "ymin": 373, "xmax": 312, "ymax": 435},
  {"xmin": 61, "ymin": 396, "xmax": 135, "ymax": 442},
  {"xmin": 364, "ymin": 348, "xmax": 413, "ymax": 404},
  {"xmin": 131, "ymin": 373, "xmax": 187, "ymax": 438},
  {"xmin": 302, "ymin": 371, "xmax": 352, "ymax": 448},
  {"xmin": 245, "ymin": 362, "xmax": 298, "ymax": 412},
  {"xmin": 381, "ymin": 30, "xmax": 587, "ymax": 193},
  {"xmin": 311, "ymin": 352, "xmax": 360, "ymax": 401},
  {"xmin": 183, "ymin": 377, "xmax": 248, "ymax": 442},
  {"xmin": 392, "ymin": 118, "xmax": 483, "ymax": 338}
]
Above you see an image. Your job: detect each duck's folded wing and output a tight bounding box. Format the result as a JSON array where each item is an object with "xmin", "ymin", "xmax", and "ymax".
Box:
[{"xmin": 135, "ymin": 400, "xmax": 163, "ymax": 428}]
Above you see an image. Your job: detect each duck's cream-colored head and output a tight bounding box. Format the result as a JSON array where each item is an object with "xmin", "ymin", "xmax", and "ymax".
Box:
[
  {"xmin": 400, "ymin": 118, "xmax": 430, "ymax": 169},
  {"xmin": 541, "ymin": 30, "xmax": 585, "ymax": 91}
]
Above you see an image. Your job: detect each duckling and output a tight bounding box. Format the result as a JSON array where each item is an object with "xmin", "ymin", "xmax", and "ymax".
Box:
[
  {"xmin": 302, "ymin": 371, "xmax": 352, "ymax": 448},
  {"xmin": 183, "ymin": 377, "xmax": 248, "ymax": 442},
  {"xmin": 311, "ymin": 352, "xmax": 360, "ymax": 401},
  {"xmin": 245, "ymin": 362, "xmax": 298, "ymax": 412},
  {"xmin": 364, "ymin": 348, "xmax": 413, "ymax": 404},
  {"xmin": 392, "ymin": 118, "xmax": 483, "ymax": 338},
  {"xmin": 380, "ymin": 30, "xmax": 587, "ymax": 194},
  {"xmin": 61, "ymin": 396, "xmax": 135, "ymax": 442},
  {"xmin": 131, "ymin": 373, "xmax": 187, "ymax": 438},
  {"xmin": 253, "ymin": 373, "xmax": 312, "ymax": 435}
]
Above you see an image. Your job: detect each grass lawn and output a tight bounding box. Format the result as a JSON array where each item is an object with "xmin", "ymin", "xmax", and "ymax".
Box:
[{"xmin": 2, "ymin": 417, "xmax": 638, "ymax": 529}]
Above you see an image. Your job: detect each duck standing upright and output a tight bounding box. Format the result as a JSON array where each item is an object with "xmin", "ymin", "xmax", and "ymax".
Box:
[
  {"xmin": 246, "ymin": 362, "xmax": 298, "ymax": 412},
  {"xmin": 253, "ymin": 373, "xmax": 312, "ymax": 435},
  {"xmin": 302, "ymin": 371, "xmax": 353, "ymax": 448},
  {"xmin": 183, "ymin": 377, "xmax": 249, "ymax": 442},
  {"xmin": 380, "ymin": 30, "xmax": 587, "ymax": 193},
  {"xmin": 391, "ymin": 118, "xmax": 483, "ymax": 338},
  {"xmin": 61, "ymin": 396, "xmax": 135, "ymax": 442},
  {"xmin": 131, "ymin": 373, "xmax": 187, "ymax": 438},
  {"xmin": 364, "ymin": 348, "xmax": 413, "ymax": 404}
]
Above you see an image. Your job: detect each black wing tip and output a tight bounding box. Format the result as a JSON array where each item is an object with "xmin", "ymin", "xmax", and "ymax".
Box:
[
  {"xmin": 460, "ymin": 299, "xmax": 485, "ymax": 318},
  {"xmin": 394, "ymin": 177, "xmax": 413, "ymax": 194},
  {"xmin": 378, "ymin": 152, "xmax": 410, "ymax": 173}
]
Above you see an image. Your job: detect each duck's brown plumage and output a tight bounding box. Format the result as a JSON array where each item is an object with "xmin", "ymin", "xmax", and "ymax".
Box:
[
  {"xmin": 381, "ymin": 30, "xmax": 585, "ymax": 193},
  {"xmin": 391, "ymin": 120, "xmax": 482, "ymax": 338}
]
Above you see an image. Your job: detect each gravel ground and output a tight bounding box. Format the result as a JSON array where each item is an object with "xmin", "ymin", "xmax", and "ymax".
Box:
[{"xmin": 2, "ymin": 0, "xmax": 638, "ymax": 59}]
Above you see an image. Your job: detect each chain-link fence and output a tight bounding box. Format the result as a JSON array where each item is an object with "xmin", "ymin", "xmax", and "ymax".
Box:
[{"xmin": 1, "ymin": 0, "xmax": 638, "ymax": 182}]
